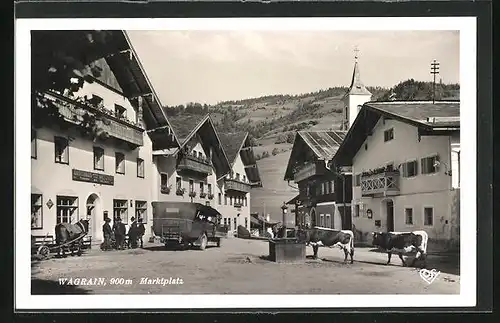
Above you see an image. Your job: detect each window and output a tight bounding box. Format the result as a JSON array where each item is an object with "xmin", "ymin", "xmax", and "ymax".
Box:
[
  {"xmin": 199, "ymin": 182, "xmax": 204, "ymax": 194},
  {"xmin": 31, "ymin": 194, "xmax": 43, "ymax": 229},
  {"xmin": 421, "ymin": 155, "xmax": 439, "ymax": 174},
  {"xmin": 245, "ymin": 217, "xmax": 248, "ymax": 229},
  {"xmin": 135, "ymin": 200, "xmax": 147, "ymax": 223},
  {"xmin": 115, "ymin": 104, "xmax": 127, "ymax": 119},
  {"xmin": 208, "ymin": 184, "xmax": 212, "ymax": 195},
  {"xmin": 328, "ymin": 181, "xmax": 333, "ymax": 194},
  {"xmin": 236, "ymin": 173, "xmax": 240, "ymax": 181},
  {"xmin": 189, "ymin": 180, "xmax": 194, "ymax": 193},
  {"xmin": 93, "ymin": 147, "xmax": 104, "ymax": 170},
  {"xmin": 54, "ymin": 136, "xmax": 69, "ymax": 164},
  {"xmin": 224, "ymin": 218, "xmax": 227, "ymax": 227},
  {"xmin": 405, "ymin": 208, "xmax": 413, "ymax": 225},
  {"xmin": 115, "ymin": 152, "xmax": 125, "ymax": 174},
  {"xmin": 113, "ymin": 199, "xmax": 128, "ymax": 224},
  {"xmin": 354, "ymin": 204, "xmax": 360, "ymax": 217},
  {"xmin": 31, "ymin": 130, "xmax": 37, "ymax": 159},
  {"xmin": 320, "ymin": 214, "xmax": 325, "ymax": 227},
  {"xmin": 224, "ymin": 194, "xmax": 227, "ymax": 205},
  {"xmin": 244, "ymin": 197, "xmax": 247, "ymax": 207},
  {"xmin": 384, "ymin": 128, "xmax": 394, "ymax": 142},
  {"xmin": 160, "ymin": 173, "xmax": 169, "ymax": 193},
  {"xmin": 242, "ymin": 175, "xmax": 246, "ymax": 182},
  {"xmin": 176, "ymin": 177, "xmax": 182, "ymax": 189},
  {"xmin": 56, "ymin": 196, "xmax": 78, "ymax": 224},
  {"xmin": 320, "ymin": 183, "xmax": 324, "ymax": 195},
  {"xmin": 228, "ymin": 218, "xmax": 231, "ymax": 230},
  {"xmin": 218, "ymin": 193, "xmax": 222, "ymax": 205},
  {"xmin": 234, "ymin": 218, "xmax": 237, "ymax": 229},
  {"xmin": 402, "ymin": 160, "xmax": 418, "ymax": 178},
  {"xmin": 230, "ymin": 196, "xmax": 233, "ymax": 206},
  {"xmin": 137, "ymin": 158, "xmax": 144, "ymax": 178},
  {"xmin": 325, "ymin": 214, "xmax": 331, "ymax": 228},
  {"xmin": 354, "ymin": 174, "xmax": 361, "ymax": 187},
  {"xmin": 424, "ymin": 207, "xmax": 434, "ymax": 226}
]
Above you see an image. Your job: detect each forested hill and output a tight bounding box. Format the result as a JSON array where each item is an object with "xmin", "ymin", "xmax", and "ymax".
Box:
[{"xmin": 161, "ymin": 80, "xmax": 459, "ymax": 144}]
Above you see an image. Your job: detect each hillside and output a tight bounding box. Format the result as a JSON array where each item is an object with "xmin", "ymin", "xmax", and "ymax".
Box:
[{"xmin": 161, "ymin": 81, "xmax": 460, "ymax": 219}]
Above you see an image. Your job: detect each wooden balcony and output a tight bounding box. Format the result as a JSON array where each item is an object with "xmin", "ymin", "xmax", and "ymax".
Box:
[
  {"xmin": 44, "ymin": 91, "xmax": 144, "ymax": 147},
  {"xmin": 224, "ymin": 178, "xmax": 251, "ymax": 193},
  {"xmin": 361, "ymin": 171, "xmax": 400, "ymax": 197},
  {"xmin": 293, "ymin": 162, "xmax": 326, "ymax": 183},
  {"xmin": 176, "ymin": 154, "xmax": 212, "ymax": 176}
]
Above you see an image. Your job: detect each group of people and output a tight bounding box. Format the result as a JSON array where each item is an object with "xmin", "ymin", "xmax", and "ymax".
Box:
[{"xmin": 101, "ymin": 216, "xmax": 146, "ymax": 251}]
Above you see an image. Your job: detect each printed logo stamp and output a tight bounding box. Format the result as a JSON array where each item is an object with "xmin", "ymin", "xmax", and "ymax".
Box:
[{"xmin": 419, "ymin": 268, "xmax": 440, "ymax": 285}]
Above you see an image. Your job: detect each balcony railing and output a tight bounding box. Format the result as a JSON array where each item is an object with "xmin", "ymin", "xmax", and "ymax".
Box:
[
  {"xmin": 224, "ymin": 178, "xmax": 251, "ymax": 193},
  {"xmin": 44, "ymin": 91, "xmax": 144, "ymax": 147},
  {"xmin": 293, "ymin": 162, "xmax": 326, "ymax": 183},
  {"xmin": 361, "ymin": 171, "xmax": 400, "ymax": 197},
  {"xmin": 177, "ymin": 154, "xmax": 212, "ymax": 175}
]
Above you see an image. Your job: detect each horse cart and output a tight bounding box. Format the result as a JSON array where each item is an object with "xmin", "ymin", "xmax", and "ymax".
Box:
[{"xmin": 31, "ymin": 219, "xmax": 92, "ymax": 260}]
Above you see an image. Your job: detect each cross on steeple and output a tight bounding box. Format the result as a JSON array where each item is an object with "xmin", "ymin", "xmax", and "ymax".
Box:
[{"xmin": 354, "ymin": 46, "xmax": 360, "ymax": 61}]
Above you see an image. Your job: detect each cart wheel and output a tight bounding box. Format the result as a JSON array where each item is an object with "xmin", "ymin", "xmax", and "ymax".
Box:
[
  {"xmin": 199, "ymin": 233, "xmax": 208, "ymax": 250},
  {"xmin": 216, "ymin": 238, "xmax": 221, "ymax": 247},
  {"xmin": 38, "ymin": 246, "xmax": 50, "ymax": 259}
]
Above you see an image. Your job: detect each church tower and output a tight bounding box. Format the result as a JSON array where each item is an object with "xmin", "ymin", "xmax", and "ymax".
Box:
[{"xmin": 341, "ymin": 47, "xmax": 372, "ymax": 130}]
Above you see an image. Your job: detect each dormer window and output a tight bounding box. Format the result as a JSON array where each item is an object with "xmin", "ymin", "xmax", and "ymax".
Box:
[
  {"xmin": 89, "ymin": 94, "xmax": 103, "ymax": 108},
  {"xmin": 115, "ymin": 104, "xmax": 126, "ymax": 119}
]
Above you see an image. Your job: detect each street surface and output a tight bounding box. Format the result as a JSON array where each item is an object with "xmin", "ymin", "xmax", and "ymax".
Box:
[{"xmin": 31, "ymin": 238, "xmax": 460, "ymax": 294}]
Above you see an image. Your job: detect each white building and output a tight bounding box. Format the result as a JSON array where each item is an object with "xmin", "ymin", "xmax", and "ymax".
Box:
[
  {"xmin": 31, "ymin": 31, "xmax": 179, "ymax": 243},
  {"xmin": 333, "ymin": 101, "xmax": 460, "ymax": 251},
  {"xmin": 217, "ymin": 132, "xmax": 262, "ymax": 235}
]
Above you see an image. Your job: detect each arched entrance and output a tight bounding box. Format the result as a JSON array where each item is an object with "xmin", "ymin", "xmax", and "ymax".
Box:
[
  {"xmin": 381, "ymin": 199, "xmax": 395, "ymax": 232},
  {"xmin": 86, "ymin": 194, "xmax": 101, "ymax": 241}
]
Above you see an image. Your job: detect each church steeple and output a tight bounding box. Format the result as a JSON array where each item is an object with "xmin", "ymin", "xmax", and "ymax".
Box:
[
  {"xmin": 347, "ymin": 46, "xmax": 372, "ymax": 96},
  {"xmin": 341, "ymin": 46, "xmax": 373, "ymax": 131}
]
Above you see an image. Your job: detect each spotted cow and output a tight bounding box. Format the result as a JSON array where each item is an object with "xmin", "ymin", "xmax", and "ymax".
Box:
[
  {"xmin": 296, "ymin": 227, "xmax": 355, "ymax": 264},
  {"xmin": 372, "ymin": 230, "xmax": 428, "ymax": 267}
]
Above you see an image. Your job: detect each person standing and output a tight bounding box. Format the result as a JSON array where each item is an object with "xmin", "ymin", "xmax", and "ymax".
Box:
[
  {"xmin": 101, "ymin": 217, "xmax": 112, "ymax": 251},
  {"xmin": 113, "ymin": 217, "xmax": 126, "ymax": 250},
  {"xmin": 128, "ymin": 217, "xmax": 138, "ymax": 249},
  {"xmin": 137, "ymin": 218, "xmax": 146, "ymax": 248}
]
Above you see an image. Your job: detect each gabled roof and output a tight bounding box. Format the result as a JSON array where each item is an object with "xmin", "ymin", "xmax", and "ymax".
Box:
[
  {"xmin": 217, "ymin": 132, "xmax": 248, "ymax": 166},
  {"xmin": 283, "ymin": 130, "xmax": 347, "ymax": 181},
  {"xmin": 167, "ymin": 114, "xmax": 232, "ymax": 180},
  {"xmin": 342, "ymin": 59, "xmax": 372, "ymax": 99},
  {"xmin": 96, "ymin": 31, "xmax": 180, "ymax": 148},
  {"xmin": 332, "ymin": 101, "xmax": 460, "ymax": 167},
  {"xmin": 162, "ymin": 112, "xmax": 207, "ymax": 144},
  {"xmin": 218, "ymin": 132, "xmax": 262, "ymax": 186},
  {"xmin": 35, "ymin": 30, "xmax": 181, "ymax": 149}
]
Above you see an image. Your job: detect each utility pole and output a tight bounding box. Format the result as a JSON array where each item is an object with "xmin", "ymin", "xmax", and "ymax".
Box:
[{"xmin": 431, "ymin": 59, "xmax": 440, "ymax": 104}]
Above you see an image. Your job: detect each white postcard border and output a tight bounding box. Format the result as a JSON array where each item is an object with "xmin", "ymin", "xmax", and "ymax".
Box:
[{"xmin": 15, "ymin": 17, "xmax": 476, "ymax": 309}]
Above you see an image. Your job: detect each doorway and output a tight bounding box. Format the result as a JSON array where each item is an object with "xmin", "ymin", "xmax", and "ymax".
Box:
[
  {"xmin": 86, "ymin": 194, "xmax": 101, "ymax": 241},
  {"xmin": 385, "ymin": 200, "xmax": 394, "ymax": 232}
]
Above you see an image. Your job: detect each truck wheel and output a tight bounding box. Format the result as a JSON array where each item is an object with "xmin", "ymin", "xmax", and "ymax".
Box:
[
  {"xmin": 216, "ymin": 238, "xmax": 221, "ymax": 247},
  {"xmin": 199, "ymin": 233, "xmax": 208, "ymax": 250}
]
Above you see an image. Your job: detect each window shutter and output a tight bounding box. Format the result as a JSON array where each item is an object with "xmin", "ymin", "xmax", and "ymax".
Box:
[
  {"xmin": 402, "ymin": 163, "xmax": 407, "ymax": 177},
  {"xmin": 414, "ymin": 160, "xmax": 419, "ymax": 175},
  {"xmin": 421, "ymin": 158, "xmax": 426, "ymax": 174}
]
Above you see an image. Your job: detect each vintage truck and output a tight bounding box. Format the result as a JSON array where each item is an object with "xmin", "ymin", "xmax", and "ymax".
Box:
[{"xmin": 152, "ymin": 202, "xmax": 228, "ymax": 250}]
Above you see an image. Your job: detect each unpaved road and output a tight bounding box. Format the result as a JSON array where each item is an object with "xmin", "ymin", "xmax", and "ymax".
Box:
[{"xmin": 31, "ymin": 238, "xmax": 460, "ymax": 294}]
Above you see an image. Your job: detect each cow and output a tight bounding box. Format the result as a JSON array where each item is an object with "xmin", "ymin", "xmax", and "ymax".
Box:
[
  {"xmin": 296, "ymin": 227, "xmax": 355, "ymax": 264},
  {"xmin": 372, "ymin": 230, "xmax": 428, "ymax": 267}
]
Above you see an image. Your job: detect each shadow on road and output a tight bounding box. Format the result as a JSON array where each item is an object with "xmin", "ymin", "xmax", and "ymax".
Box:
[
  {"xmin": 143, "ymin": 245, "xmax": 218, "ymax": 252},
  {"xmin": 31, "ymin": 279, "xmax": 91, "ymax": 295}
]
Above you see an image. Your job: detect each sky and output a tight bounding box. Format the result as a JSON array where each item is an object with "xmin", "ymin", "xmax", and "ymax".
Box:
[{"xmin": 127, "ymin": 30, "xmax": 459, "ymax": 106}]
